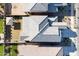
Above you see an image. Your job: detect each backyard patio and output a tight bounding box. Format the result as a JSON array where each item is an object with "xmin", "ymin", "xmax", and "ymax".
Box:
[{"xmin": 11, "ymin": 17, "xmax": 22, "ymax": 43}]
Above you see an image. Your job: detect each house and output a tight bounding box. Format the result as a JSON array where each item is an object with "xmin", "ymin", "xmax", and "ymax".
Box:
[
  {"xmin": 5, "ymin": 3, "xmax": 76, "ymax": 43},
  {"xmin": 4, "ymin": 3, "xmax": 77, "ymax": 56}
]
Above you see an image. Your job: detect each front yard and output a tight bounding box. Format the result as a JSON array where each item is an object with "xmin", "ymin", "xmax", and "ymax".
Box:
[
  {"xmin": 10, "ymin": 45, "xmax": 18, "ymax": 56},
  {"xmin": 0, "ymin": 19, "xmax": 4, "ymax": 33},
  {"xmin": 0, "ymin": 44, "xmax": 4, "ymax": 56}
]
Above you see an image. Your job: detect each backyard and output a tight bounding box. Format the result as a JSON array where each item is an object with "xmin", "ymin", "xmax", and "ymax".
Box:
[
  {"xmin": 0, "ymin": 19, "xmax": 4, "ymax": 33},
  {"xmin": 0, "ymin": 44, "xmax": 4, "ymax": 56}
]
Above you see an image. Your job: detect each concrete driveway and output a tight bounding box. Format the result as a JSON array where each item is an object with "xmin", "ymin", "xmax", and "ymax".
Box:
[{"xmin": 17, "ymin": 44, "xmax": 63, "ymax": 56}]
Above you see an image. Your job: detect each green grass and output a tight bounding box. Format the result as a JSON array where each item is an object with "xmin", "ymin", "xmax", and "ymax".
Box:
[
  {"xmin": 0, "ymin": 19, "xmax": 4, "ymax": 33},
  {"xmin": 0, "ymin": 44, "xmax": 4, "ymax": 56},
  {"xmin": 10, "ymin": 45, "xmax": 18, "ymax": 56}
]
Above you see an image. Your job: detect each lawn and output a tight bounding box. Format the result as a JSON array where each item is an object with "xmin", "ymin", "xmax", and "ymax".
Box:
[
  {"xmin": 0, "ymin": 19, "xmax": 4, "ymax": 33},
  {"xmin": 10, "ymin": 45, "xmax": 18, "ymax": 56},
  {"xmin": 0, "ymin": 44, "xmax": 4, "ymax": 56}
]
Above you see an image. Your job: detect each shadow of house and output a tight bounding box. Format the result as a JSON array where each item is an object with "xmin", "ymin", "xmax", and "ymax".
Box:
[
  {"xmin": 5, "ymin": 3, "xmax": 12, "ymax": 15},
  {"xmin": 61, "ymin": 28, "xmax": 77, "ymax": 38},
  {"xmin": 58, "ymin": 3, "xmax": 74, "ymax": 22},
  {"xmin": 60, "ymin": 28, "xmax": 77, "ymax": 56},
  {"xmin": 48, "ymin": 3, "xmax": 58, "ymax": 13},
  {"xmin": 48, "ymin": 3, "xmax": 58, "ymax": 17},
  {"xmin": 48, "ymin": 3, "xmax": 75, "ymax": 22},
  {"xmin": 63, "ymin": 40, "xmax": 77, "ymax": 56}
]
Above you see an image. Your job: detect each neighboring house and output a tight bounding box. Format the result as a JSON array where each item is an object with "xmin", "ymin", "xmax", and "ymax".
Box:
[{"xmin": 5, "ymin": 3, "xmax": 48, "ymax": 15}]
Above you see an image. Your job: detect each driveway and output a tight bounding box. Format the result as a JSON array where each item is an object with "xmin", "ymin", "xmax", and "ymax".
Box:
[{"xmin": 17, "ymin": 44, "xmax": 63, "ymax": 56}]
